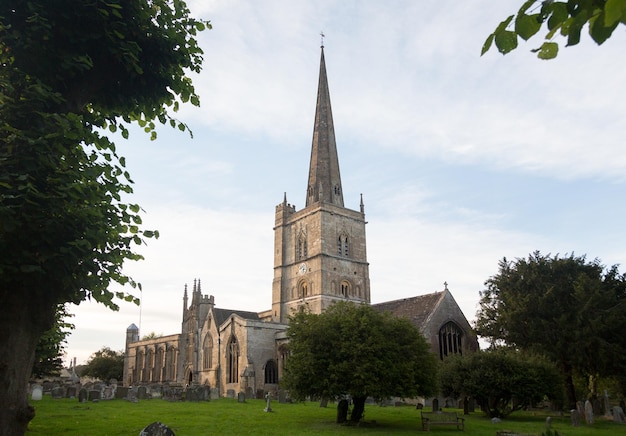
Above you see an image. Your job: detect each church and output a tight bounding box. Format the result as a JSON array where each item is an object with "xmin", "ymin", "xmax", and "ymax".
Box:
[{"xmin": 122, "ymin": 46, "xmax": 478, "ymax": 397}]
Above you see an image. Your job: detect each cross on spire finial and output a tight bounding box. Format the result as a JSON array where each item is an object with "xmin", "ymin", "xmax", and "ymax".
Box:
[{"xmin": 320, "ymin": 31, "xmax": 325, "ymax": 48}]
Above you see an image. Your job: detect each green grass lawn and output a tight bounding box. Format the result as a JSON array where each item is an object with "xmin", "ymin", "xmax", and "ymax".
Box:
[{"xmin": 27, "ymin": 396, "xmax": 625, "ymax": 435}]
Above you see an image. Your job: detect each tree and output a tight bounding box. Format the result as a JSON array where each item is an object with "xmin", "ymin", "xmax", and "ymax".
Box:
[
  {"xmin": 483, "ymin": 0, "xmax": 626, "ymax": 59},
  {"xmin": 81, "ymin": 347, "xmax": 124, "ymax": 382},
  {"xmin": 282, "ymin": 302, "xmax": 438, "ymax": 424},
  {"xmin": 0, "ymin": 1, "xmax": 207, "ymax": 433},
  {"xmin": 31, "ymin": 305, "xmax": 74, "ymax": 379},
  {"xmin": 439, "ymin": 349, "xmax": 562, "ymax": 418},
  {"xmin": 475, "ymin": 252, "xmax": 626, "ymax": 408}
]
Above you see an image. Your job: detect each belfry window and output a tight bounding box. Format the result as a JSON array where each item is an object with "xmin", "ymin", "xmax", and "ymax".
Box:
[
  {"xmin": 438, "ymin": 322, "xmax": 463, "ymax": 360},
  {"xmin": 338, "ymin": 234, "xmax": 349, "ymax": 257},
  {"xmin": 340, "ymin": 281, "xmax": 351, "ymax": 297},
  {"xmin": 298, "ymin": 236, "xmax": 307, "ymax": 259}
]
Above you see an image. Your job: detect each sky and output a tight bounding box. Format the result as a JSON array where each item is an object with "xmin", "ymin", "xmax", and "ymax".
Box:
[{"xmin": 65, "ymin": 0, "xmax": 626, "ymax": 365}]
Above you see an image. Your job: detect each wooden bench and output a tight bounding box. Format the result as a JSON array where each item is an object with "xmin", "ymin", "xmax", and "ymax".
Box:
[{"xmin": 421, "ymin": 411, "xmax": 465, "ymax": 431}]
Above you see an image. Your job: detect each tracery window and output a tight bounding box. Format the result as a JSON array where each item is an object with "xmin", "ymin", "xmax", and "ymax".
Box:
[
  {"xmin": 264, "ymin": 359, "xmax": 278, "ymax": 384},
  {"xmin": 203, "ymin": 334, "xmax": 213, "ymax": 369},
  {"xmin": 438, "ymin": 322, "xmax": 463, "ymax": 360},
  {"xmin": 227, "ymin": 335, "xmax": 239, "ymax": 383}
]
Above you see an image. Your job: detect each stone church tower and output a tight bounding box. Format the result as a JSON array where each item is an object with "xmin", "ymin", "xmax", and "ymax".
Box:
[{"xmin": 271, "ymin": 47, "xmax": 370, "ymax": 323}]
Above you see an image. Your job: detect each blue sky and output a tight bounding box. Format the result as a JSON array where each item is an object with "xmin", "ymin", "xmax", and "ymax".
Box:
[{"xmin": 66, "ymin": 1, "xmax": 626, "ymax": 364}]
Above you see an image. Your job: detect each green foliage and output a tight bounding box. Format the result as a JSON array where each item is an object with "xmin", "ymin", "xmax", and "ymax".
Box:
[
  {"xmin": 141, "ymin": 331, "xmax": 163, "ymax": 340},
  {"xmin": 81, "ymin": 347, "xmax": 124, "ymax": 382},
  {"xmin": 0, "ymin": 0, "xmax": 208, "ymax": 311},
  {"xmin": 0, "ymin": 2, "xmax": 208, "ymax": 431},
  {"xmin": 483, "ymin": 0, "xmax": 626, "ymax": 59},
  {"xmin": 475, "ymin": 252, "xmax": 626, "ymax": 405},
  {"xmin": 439, "ymin": 349, "xmax": 562, "ymax": 418},
  {"xmin": 31, "ymin": 305, "xmax": 74, "ymax": 378},
  {"xmin": 283, "ymin": 302, "xmax": 438, "ymax": 423}
]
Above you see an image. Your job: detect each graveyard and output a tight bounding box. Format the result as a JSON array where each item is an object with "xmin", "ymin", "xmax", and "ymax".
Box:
[{"xmin": 27, "ymin": 394, "xmax": 626, "ymax": 435}]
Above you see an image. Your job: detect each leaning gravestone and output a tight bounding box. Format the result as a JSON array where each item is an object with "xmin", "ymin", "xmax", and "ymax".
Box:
[
  {"xmin": 139, "ymin": 421, "xmax": 175, "ymax": 436},
  {"xmin": 613, "ymin": 406, "xmax": 626, "ymax": 423},
  {"xmin": 337, "ymin": 399, "xmax": 348, "ymax": 423},
  {"xmin": 319, "ymin": 398, "xmax": 328, "ymax": 408}
]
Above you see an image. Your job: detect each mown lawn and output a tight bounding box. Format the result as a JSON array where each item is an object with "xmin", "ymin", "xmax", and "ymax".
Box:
[{"xmin": 27, "ymin": 396, "xmax": 625, "ymax": 435}]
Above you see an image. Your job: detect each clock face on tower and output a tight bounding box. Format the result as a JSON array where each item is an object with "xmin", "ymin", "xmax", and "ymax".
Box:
[{"xmin": 299, "ymin": 263, "xmax": 307, "ymax": 275}]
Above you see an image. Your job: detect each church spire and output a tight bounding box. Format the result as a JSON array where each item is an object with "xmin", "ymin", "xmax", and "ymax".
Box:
[{"xmin": 306, "ymin": 45, "xmax": 344, "ymax": 207}]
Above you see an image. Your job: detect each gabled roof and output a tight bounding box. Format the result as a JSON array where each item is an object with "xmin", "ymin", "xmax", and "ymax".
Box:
[
  {"xmin": 371, "ymin": 291, "xmax": 445, "ymax": 330},
  {"xmin": 213, "ymin": 308, "xmax": 260, "ymax": 327}
]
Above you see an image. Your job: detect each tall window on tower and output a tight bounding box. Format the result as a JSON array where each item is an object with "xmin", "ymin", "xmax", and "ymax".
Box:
[
  {"xmin": 337, "ymin": 234, "xmax": 349, "ymax": 257},
  {"xmin": 297, "ymin": 235, "xmax": 307, "ymax": 259}
]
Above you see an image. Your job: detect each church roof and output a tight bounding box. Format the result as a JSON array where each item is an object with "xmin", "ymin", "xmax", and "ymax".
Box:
[
  {"xmin": 306, "ymin": 45, "xmax": 344, "ymax": 207},
  {"xmin": 371, "ymin": 291, "xmax": 446, "ymax": 330},
  {"xmin": 213, "ymin": 307, "xmax": 260, "ymax": 326}
]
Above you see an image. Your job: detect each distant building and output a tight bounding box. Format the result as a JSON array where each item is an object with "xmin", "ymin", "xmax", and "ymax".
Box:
[{"xmin": 123, "ymin": 46, "xmax": 478, "ymax": 395}]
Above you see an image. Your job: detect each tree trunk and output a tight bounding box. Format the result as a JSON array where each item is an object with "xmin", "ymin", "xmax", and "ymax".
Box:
[
  {"xmin": 0, "ymin": 290, "xmax": 53, "ymax": 436},
  {"xmin": 562, "ymin": 365, "xmax": 577, "ymax": 410},
  {"xmin": 350, "ymin": 396, "xmax": 366, "ymax": 423}
]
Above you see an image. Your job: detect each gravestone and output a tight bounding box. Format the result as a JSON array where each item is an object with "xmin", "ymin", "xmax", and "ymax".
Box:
[
  {"xmin": 237, "ymin": 392, "xmax": 246, "ymax": 403},
  {"xmin": 545, "ymin": 416, "xmax": 552, "ymax": 429},
  {"xmin": 263, "ymin": 392, "xmax": 273, "ymax": 412},
  {"xmin": 51, "ymin": 386, "xmax": 65, "ymax": 399},
  {"xmin": 584, "ymin": 399, "xmax": 594, "ymax": 424},
  {"xmin": 256, "ymin": 389, "xmax": 264, "ymax": 400},
  {"xmin": 116, "ymin": 386, "xmax": 129, "ymax": 399},
  {"xmin": 245, "ymin": 387, "xmax": 253, "ymax": 399},
  {"xmin": 139, "ymin": 421, "xmax": 175, "ymax": 436},
  {"xmin": 603, "ymin": 390, "xmax": 611, "ymax": 417},
  {"xmin": 103, "ymin": 386, "xmax": 115, "ymax": 400},
  {"xmin": 137, "ymin": 386, "xmax": 149, "ymax": 400},
  {"xmin": 42, "ymin": 381, "xmax": 55, "ymax": 393},
  {"xmin": 613, "ymin": 406, "xmax": 625, "ymax": 423},
  {"xmin": 31, "ymin": 385, "xmax": 43, "ymax": 401},
  {"xmin": 78, "ymin": 388, "xmax": 88, "ymax": 403},
  {"xmin": 210, "ymin": 388, "xmax": 220, "ymax": 400},
  {"xmin": 127, "ymin": 388, "xmax": 139, "ymax": 403},
  {"xmin": 226, "ymin": 389, "xmax": 235, "ymax": 399},
  {"xmin": 66, "ymin": 386, "xmax": 77, "ymax": 398},
  {"xmin": 570, "ymin": 409, "xmax": 581, "ymax": 426},
  {"xmin": 278, "ymin": 390, "xmax": 287, "ymax": 404},
  {"xmin": 319, "ymin": 398, "xmax": 328, "ymax": 408},
  {"xmin": 336, "ymin": 399, "xmax": 348, "ymax": 423},
  {"xmin": 432, "ymin": 398, "xmax": 439, "ymax": 412},
  {"xmin": 88, "ymin": 390, "xmax": 101, "ymax": 401}
]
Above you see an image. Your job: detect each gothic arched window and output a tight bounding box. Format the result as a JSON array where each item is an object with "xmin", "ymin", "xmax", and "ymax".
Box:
[
  {"xmin": 203, "ymin": 334, "xmax": 213, "ymax": 370},
  {"xmin": 264, "ymin": 359, "xmax": 278, "ymax": 384},
  {"xmin": 227, "ymin": 335, "xmax": 239, "ymax": 383},
  {"xmin": 297, "ymin": 235, "xmax": 308, "ymax": 260},
  {"xmin": 438, "ymin": 322, "xmax": 463, "ymax": 360}
]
